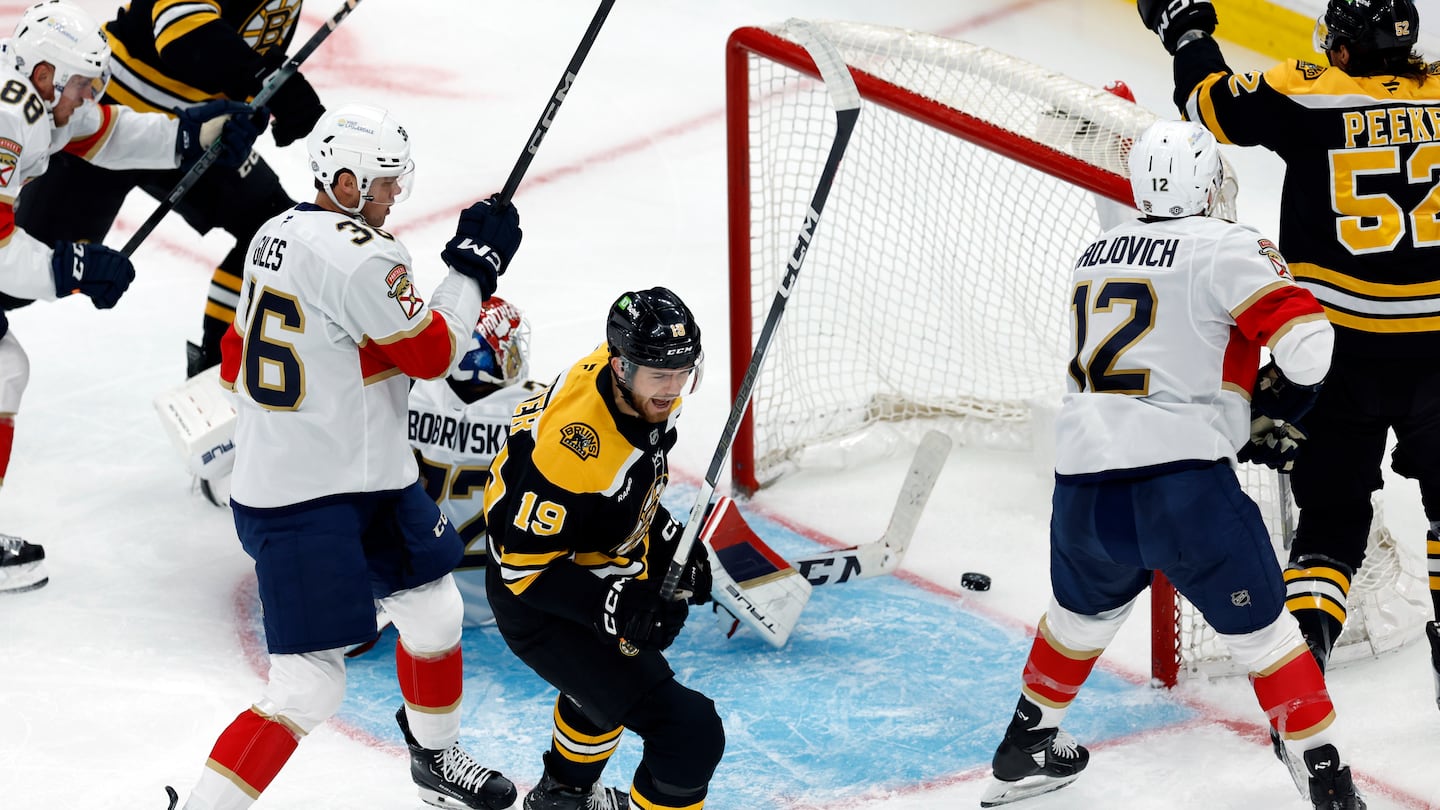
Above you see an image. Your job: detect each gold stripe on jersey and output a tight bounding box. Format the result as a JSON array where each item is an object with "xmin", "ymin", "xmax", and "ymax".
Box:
[
  {"xmin": 104, "ymin": 31, "xmax": 217, "ymax": 113},
  {"xmin": 361, "ymin": 367, "xmax": 403, "ymax": 386},
  {"xmin": 1264, "ymin": 59, "xmax": 1440, "ymax": 106},
  {"xmin": 1295, "ymin": 261, "xmax": 1440, "ymax": 333},
  {"xmin": 364, "ymin": 311, "xmax": 436, "ymax": 346},
  {"xmin": 1189, "ymin": 71, "xmax": 1235, "ymax": 144},
  {"xmin": 530, "ymin": 346, "xmax": 647, "ymax": 497},
  {"xmin": 153, "ymin": 0, "xmax": 222, "ymax": 53}
]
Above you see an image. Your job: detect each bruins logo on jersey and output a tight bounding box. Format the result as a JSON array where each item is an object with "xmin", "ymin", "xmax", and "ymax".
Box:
[
  {"xmin": 1295, "ymin": 60, "xmax": 1326, "ymax": 81},
  {"xmin": 385, "ymin": 265, "xmax": 424, "ymax": 318},
  {"xmin": 559, "ymin": 422, "xmax": 601, "ymax": 460},
  {"xmin": 1257, "ymin": 238, "xmax": 1291, "ymax": 280},
  {"xmin": 241, "ymin": 0, "xmax": 301, "ymax": 56}
]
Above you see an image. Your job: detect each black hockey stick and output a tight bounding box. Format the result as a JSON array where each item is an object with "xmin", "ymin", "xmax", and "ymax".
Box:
[
  {"xmin": 120, "ymin": 0, "xmax": 366, "ymax": 257},
  {"xmin": 494, "ymin": 0, "xmax": 616, "ymax": 208},
  {"xmin": 657, "ymin": 20, "xmax": 861, "ymax": 604}
]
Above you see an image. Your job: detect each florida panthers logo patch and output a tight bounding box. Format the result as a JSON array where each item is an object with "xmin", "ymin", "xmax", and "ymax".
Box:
[
  {"xmin": 0, "ymin": 138, "xmax": 22, "ymax": 188},
  {"xmin": 1257, "ymin": 238, "xmax": 1291, "ymax": 280},
  {"xmin": 386, "ymin": 264, "xmax": 424, "ymax": 319},
  {"xmin": 559, "ymin": 423, "xmax": 601, "ymax": 460}
]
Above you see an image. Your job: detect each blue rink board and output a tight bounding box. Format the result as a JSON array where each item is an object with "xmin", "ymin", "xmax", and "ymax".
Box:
[{"xmin": 279, "ymin": 485, "xmax": 1195, "ymax": 805}]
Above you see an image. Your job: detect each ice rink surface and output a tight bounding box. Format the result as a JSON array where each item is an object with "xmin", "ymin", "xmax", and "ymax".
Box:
[{"xmin": 3, "ymin": 0, "xmax": 1439, "ymax": 807}]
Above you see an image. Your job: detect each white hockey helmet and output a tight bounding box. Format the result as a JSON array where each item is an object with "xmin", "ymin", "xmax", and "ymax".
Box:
[
  {"xmin": 307, "ymin": 103, "xmax": 415, "ymax": 214},
  {"xmin": 451, "ymin": 296, "xmax": 530, "ymax": 390},
  {"xmin": 1128, "ymin": 120, "xmax": 1224, "ymax": 219},
  {"xmin": 9, "ymin": 1, "xmax": 111, "ymax": 108}
]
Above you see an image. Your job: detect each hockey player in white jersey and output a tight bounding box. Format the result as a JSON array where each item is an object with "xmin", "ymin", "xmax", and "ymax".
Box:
[
  {"xmin": 168, "ymin": 103, "xmax": 521, "ymax": 810},
  {"xmin": 408, "ymin": 295, "xmax": 543, "ymax": 628},
  {"xmin": 981, "ymin": 121, "xmax": 1364, "ymax": 810},
  {"xmin": 0, "ymin": 1, "xmax": 258, "ymax": 592}
]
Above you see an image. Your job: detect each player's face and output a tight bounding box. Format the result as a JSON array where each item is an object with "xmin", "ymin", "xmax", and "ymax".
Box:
[
  {"xmin": 622, "ymin": 362, "xmax": 695, "ymax": 423},
  {"xmin": 50, "ymin": 73, "xmax": 104, "ymax": 126},
  {"xmin": 359, "ymin": 170, "xmax": 413, "ymax": 227}
]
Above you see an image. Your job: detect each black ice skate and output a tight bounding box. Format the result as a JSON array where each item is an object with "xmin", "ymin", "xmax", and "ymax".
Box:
[
  {"xmin": 163, "ymin": 786, "xmax": 178, "ymax": 809},
  {"xmin": 1427, "ymin": 621, "xmax": 1440, "ymax": 711},
  {"xmin": 980, "ymin": 699, "xmax": 1089, "ymax": 807},
  {"xmin": 396, "ymin": 707, "xmax": 517, "ymax": 809},
  {"xmin": 523, "ymin": 770, "xmax": 630, "ymax": 810},
  {"xmin": 1305, "ymin": 744, "xmax": 1366, "ymax": 810},
  {"xmin": 0, "ymin": 533, "xmax": 47, "ymax": 593}
]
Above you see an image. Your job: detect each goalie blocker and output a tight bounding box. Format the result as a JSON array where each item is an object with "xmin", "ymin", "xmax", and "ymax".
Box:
[{"xmin": 153, "ymin": 365, "xmax": 238, "ymax": 481}]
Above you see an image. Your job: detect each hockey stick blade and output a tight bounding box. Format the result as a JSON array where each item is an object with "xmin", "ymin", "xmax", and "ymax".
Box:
[
  {"xmin": 793, "ymin": 430, "xmax": 952, "ymax": 586},
  {"xmin": 658, "ymin": 18, "xmax": 861, "ymax": 601}
]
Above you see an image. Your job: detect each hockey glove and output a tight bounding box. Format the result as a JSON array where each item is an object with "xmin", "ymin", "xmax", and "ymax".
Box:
[
  {"xmin": 597, "ymin": 576, "xmax": 688, "ymax": 652},
  {"xmin": 175, "ymin": 100, "xmax": 268, "ymax": 170},
  {"xmin": 442, "ymin": 196, "xmax": 523, "ymax": 298},
  {"xmin": 1251, "ymin": 360, "xmax": 1323, "ymax": 424},
  {"xmin": 1238, "ymin": 416, "xmax": 1306, "ymax": 473},
  {"xmin": 51, "ymin": 241, "xmax": 135, "ymax": 310},
  {"xmin": 257, "ymin": 53, "xmax": 325, "ymax": 148},
  {"xmin": 1137, "ymin": 0, "xmax": 1218, "ymax": 54},
  {"xmin": 675, "ymin": 541, "xmax": 713, "ymax": 606}
]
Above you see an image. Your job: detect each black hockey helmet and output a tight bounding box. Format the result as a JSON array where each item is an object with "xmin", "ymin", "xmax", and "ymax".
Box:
[
  {"xmin": 606, "ymin": 287, "xmax": 701, "ymax": 370},
  {"xmin": 1316, "ymin": 0, "xmax": 1419, "ymax": 53}
]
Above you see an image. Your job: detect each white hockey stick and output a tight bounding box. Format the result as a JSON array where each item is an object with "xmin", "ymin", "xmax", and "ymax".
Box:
[
  {"xmin": 657, "ymin": 19, "xmax": 862, "ymax": 603},
  {"xmin": 791, "ymin": 431, "xmax": 952, "ymax": 586}
]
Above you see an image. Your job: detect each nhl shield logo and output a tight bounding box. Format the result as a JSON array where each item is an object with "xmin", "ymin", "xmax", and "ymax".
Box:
[
  {"xmin": 560, "ymin": 423, "xmax": 601, "ymax": 460},
  {"xmin": 386, "ymin": 264, "xmax": 424, "ymax": 319}
]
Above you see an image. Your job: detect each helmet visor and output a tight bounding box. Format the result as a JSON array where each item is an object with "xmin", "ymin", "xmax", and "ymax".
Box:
[
  {"xmin": 1313, "ymin": 14, "xmax": 1336, "ymax": 53},
  {"xmin": 620, "ymin": 350, "xmax": 704, "ymax": 397},
  {"xmin": 366, "ymin": 160, "xmax": 415, "ymax": 206}
]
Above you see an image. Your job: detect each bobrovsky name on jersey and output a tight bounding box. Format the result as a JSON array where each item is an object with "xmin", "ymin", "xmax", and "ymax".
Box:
[
  {"xmin": 408, "ymin": 411, "xmax": 507, "ymax": 455},
  {"xmin": 1074, "ymin": 235, "xmax": 1180, "ymax": 270}
]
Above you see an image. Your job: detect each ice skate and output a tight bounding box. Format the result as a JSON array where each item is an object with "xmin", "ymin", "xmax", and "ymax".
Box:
[
  {"xmin": 1305, "ymin": 744, "xmax": 1365, "ymax": 810},
  {"xmin": 523, "ymin": 770, "xmax": 630, "ymax": 810},
  {"xmin": 1427, "ymin": 621, "xmax": 1440, "ymax": 711},
  {"xmin": 979, "ymin": 719, "xmax": 1089, "ymax": 807},
  {"xmin": 0, "ymin": 533, "xmax": 47, "ymax": 593},
  {"xmin": 163, "ymin": 786, "xmax": 178, "ymax": 809},
  {"xmin": 396, "ymin": 707, "xmax": 516, "ymax": 809}
]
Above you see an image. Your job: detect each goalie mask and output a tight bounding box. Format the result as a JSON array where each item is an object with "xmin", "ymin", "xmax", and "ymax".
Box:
[
  {"xmin": 449, "ymin": 296, "xmax": 529, "ymax": 401},
  {"xmin": 607, "ymin": 286, "xmax": 704, "ymax": 396},
  {"xmin": 307, "ymin": 103, "xmax": 415, "ymax": 215},
  {"xmin": 9, "ymin": 1, "xmax": 111, "ymax": 109},
  {"xmin": 1129, "ymin": 120, "xmax": 1223, "ymax": 219},
  {"xmin": 1314, "ymin": 0, "xmax": 1418, "ymax": 54}
]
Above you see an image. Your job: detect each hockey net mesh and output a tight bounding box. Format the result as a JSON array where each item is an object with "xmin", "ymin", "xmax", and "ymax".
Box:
[{"xmin": 731, "ymin": 20, "xmax": 1427, "ymax": 685}]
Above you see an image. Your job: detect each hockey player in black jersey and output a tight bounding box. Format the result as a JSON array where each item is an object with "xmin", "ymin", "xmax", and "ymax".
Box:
[
  {"xmin": 14, "ymin": 0, "xmax": 326, "ymax": 377},
  {"xmin": 484, "ymin": 288, "xmax": 723, "ymax": 810},
  {"xmin": 1141, "ymin": 0, "xmax": 1440, "ymax": 716}
]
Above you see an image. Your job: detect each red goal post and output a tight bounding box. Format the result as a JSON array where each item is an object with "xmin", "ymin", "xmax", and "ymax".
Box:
[{"xmin": 724, "ymin": 20, "xmax": 1427, "ymax": 688}]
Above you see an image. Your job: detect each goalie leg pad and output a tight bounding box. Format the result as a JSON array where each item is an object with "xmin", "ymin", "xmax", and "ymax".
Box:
[{"xmin": 702, "ymin": 497, "xmax": 812, "ymax": 648}]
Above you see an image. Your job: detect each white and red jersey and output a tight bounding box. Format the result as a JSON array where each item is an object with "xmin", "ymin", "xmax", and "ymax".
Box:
[
  {"xmin": 1054, "ymin": 214, "xmax": 1333, "ymax": 477},
  {"xmin": 0, "ymin": 48, "xmax": 179, "ymax": 303},
  {"xmin": 408, "ymin": 377, "xmax": 544, "ymax": 626},
  {"xmin": 220, "ymin": 202, "xmax": 484, "ymax": 507}
]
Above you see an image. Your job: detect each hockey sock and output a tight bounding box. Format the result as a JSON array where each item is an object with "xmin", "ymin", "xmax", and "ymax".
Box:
[
  {"xmin": 395, "ymin": 641, "xmax": 462, "ymax": 749},
  {"xmin": 200, "ymin": 259, "xmax": 243, "ymax": 372},
  {"xmin": 0, "ymin": 414, "xmax": 12, "ymax": 485},
  {"xmin": 1250, "ymin": 647, "xmax": 1335, "ymax": 741},
  {"xmin": 1427, "ymin": 531, "xmax": 1440, "ymax": 621},
  {"xmin": 544, "ymin": 696, "xmax": 623, "ymax": 789},
  {"xmin": 1016, "ymin": 615, "xmax": 1103, "ymax": 728},
  {"xmin": 205, "ymin": 707, "xmax": 301, "ymax": 799},
  {"xmin": 630, "ymin": 762, "xmax": 706, "ymax": 810},
  {"xmin": 1283, "ymin": 559, "xmax": 1351, "ymax": 671}
]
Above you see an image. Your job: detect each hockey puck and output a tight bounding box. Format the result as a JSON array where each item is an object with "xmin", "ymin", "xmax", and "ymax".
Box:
[{"xmin": 961, "ymin": 572, "xmax": 991, "ymax": 592}]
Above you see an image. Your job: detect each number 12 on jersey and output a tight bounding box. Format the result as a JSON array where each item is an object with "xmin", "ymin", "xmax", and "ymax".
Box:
[{"xmin": 1067, "ymin": 279, "xmax": 1156, "ymax": 396}]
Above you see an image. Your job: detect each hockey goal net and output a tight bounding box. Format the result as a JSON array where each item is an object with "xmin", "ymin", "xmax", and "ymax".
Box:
[{"xmin": 725, "ymin": 20, "xmax": 1429, "ymax": 687}]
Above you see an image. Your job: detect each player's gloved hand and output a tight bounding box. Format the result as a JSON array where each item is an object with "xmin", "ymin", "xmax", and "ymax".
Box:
[
  {"xmin": 1251, "ymin": 360, "xmax": 1323, "ymax": 423},
  {"xmin": 1238, "ymin": 416, "xmax": 1306, "ymax": 472},
  {"xmin": 256, "ymin": 53, "xmax": 325, "ymax": 148},
  {"xmin": 597, "ymin": 576, "xmax": 689, "ymax": 651},
  {"xmin": 174, "ymin": 100, "xmax": 268, "ymax": 170},
  {"xmin": 1137, "ymin": 0, "xmax": 1218, "ymax": 54},
  {"xmin": 442, "ymin": 195, "xmax": 523, "ymax": 298},
  {"xmin": 50, "ymin": 241, "xmax": 135, "ymax": 310},
  {"xmin": 675, "ymin": 542, "xmax": 713, "ymax": 606}
]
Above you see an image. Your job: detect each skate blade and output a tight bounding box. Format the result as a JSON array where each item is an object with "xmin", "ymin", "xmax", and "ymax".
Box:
[
  {"xmin": 418, "ymin": 787, "xmax": 516, "ymax": 810},
  {"xmin": 0, "ymin": 562, "xmax": 48, "ymax": 593},
  {"xmin": 979, "ymin": 773, "xmax": 1080, "ymax": 807}
]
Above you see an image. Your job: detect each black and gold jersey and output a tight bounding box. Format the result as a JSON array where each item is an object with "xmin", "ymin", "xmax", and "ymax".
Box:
[
  {"xmin": 1177, "ymin": 37, "xmax": 1440, "ymax": 356},
  {"xmin": 103, "ymin": 0, "xmax": 301, "ymax": 114},
  {"xmin": 484, "ymin": 345, "xmax": 682, "ymax": 620}
]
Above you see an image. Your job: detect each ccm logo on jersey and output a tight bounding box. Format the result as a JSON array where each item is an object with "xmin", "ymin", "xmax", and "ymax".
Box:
[
  {"xmin": 559, "ymin": 422, "xmax": 600, "ymax": 460},
  {"xmin": 1257, "ymin": 239, "xmax": 1291, "ymax": 279},
  {"xmin": 386, "ymin": 264, "xmax": 424, "ymax": 318}
]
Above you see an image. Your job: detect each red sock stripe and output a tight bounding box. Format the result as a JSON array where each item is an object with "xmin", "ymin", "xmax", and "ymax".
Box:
[
  {"xmin": 0, "ymin": 416, "xmax": 13, "ymax": 482},
  {"xmin": 396, "ymin": 643, "xmax": 463, "ymax": 711},
  {"xmin": 1020, "ymin": 629, "xmax": 1101, "ymax": 707},
  {"xmin": 207, "ymin": 709, "xmax": 299, "ymax": 797},
  {"xmin": 1251, "ymin": 650, "xmax": 1335, "ymax": 737}
]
